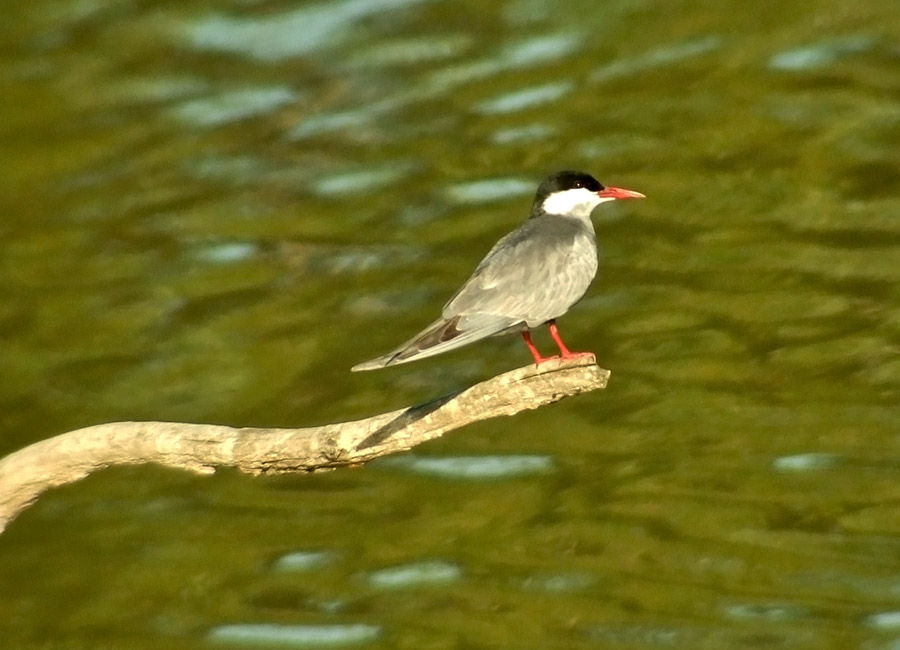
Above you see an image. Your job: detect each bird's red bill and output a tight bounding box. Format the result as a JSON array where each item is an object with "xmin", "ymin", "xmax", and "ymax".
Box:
[{"xmin": 597, "ymin": 186, "xmax": 645, "ymax": 200}]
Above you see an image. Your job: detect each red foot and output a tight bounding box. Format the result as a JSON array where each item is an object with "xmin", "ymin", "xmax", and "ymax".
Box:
[
  {"xmin": 521, "ymin": 322, "xmax": 595, "ymax": 365},
  {"xmin": 522, "ymin": 330, "xmax": 558, "ymax": 364},
  {"xmin": 560, "ymin": 350, "xmax": 596, "ymax": 361}
]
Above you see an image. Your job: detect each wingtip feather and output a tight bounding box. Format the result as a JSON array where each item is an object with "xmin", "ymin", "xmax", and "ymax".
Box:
[{"xmin": 350, "ymin": 357, "xmax": 390, "ymax": 372}]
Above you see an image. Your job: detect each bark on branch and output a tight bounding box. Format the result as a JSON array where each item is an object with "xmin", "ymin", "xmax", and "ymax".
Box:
[{"xmin": 0, "ymin": 357, "xmax": 609, "ymax": 533}]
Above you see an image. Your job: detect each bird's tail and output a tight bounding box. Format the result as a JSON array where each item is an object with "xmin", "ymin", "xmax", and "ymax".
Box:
[{"xmin": 351, "ymin": 313, "xmax": 517, "ymax": 372}]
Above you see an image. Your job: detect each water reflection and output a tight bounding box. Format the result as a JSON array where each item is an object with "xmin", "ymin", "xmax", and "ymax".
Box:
[
  {"xmin": 171, "ymin": 87, "xmax": 300, "ymax": 128},
  {"xmin": 186, "ymin": 0, "xmax": 431, "ymax": 61}
]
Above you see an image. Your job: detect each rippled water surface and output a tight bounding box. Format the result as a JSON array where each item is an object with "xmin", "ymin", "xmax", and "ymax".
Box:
[{"xmin": 1, "ymin": 0, "xmax": 899, "ymax": 648}]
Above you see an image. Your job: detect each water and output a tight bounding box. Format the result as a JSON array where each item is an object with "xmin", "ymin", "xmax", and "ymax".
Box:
[{"xmin": 1, "ymin": 0, "xmax": 899, "ymax": 648}]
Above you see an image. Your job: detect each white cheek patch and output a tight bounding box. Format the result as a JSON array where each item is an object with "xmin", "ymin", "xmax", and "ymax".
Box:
[{"xmin": 541, "ymin": 187, "xmax": 610, "ymax": 217}]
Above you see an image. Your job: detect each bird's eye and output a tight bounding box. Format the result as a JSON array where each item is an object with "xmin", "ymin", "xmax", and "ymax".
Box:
[{"xmin": 573, "ymin": 181, "xmax": 583, "ymax": 188}]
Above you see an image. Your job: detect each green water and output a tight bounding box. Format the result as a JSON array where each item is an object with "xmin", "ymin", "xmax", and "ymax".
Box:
[{"xmin": 2, "ymin": 0, "xmax": 899, "ymax": 648}]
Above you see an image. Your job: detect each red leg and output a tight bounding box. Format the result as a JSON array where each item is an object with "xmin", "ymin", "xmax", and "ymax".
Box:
[
  {"xmin": 548, "ymin": 320, "xmax": 594, "ymax": 360},
  {"xmin": 521, "ymin": 330, "xmax": 557, "ymax": 364}
]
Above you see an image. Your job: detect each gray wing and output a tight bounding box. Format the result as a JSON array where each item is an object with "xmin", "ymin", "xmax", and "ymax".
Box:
[
  {"xmin": 443, "ymin": 216, "xmax": 598, "ymax": 327},
  {"xmin": 350, "ymin": 311, "xmax": 518, "ymax": 371}
]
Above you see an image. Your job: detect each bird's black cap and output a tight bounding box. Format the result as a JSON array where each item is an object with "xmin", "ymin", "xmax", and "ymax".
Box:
[{"xmin": 534, "ymin": 171, "xmax": 604, "ymax": 203}]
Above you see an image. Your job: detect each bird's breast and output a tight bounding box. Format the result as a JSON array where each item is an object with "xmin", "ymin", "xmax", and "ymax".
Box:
[{"xmin": 520, "ymin": 224, "xmax": 598, "ymax": 327}]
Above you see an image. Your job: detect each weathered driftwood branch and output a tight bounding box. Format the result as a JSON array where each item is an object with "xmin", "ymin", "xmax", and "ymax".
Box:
[{"xmin": 0, "ymin": 357, "xmax": 608, "ymax": 533}]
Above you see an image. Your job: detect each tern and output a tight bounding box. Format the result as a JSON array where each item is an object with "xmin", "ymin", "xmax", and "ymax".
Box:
[{"xmin": 352, "ymin": 170, "xmax": 644, "ymax": 371}]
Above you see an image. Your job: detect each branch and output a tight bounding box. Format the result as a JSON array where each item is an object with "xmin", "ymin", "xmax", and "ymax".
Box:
[{"xmin": 0, "ymin": 357, "xmax": 608, "ymax": 533}]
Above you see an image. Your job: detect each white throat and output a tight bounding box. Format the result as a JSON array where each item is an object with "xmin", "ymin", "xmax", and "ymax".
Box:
[{"xmin": 541, "ymin": 187, "xmax": 613, "ymax": 219}]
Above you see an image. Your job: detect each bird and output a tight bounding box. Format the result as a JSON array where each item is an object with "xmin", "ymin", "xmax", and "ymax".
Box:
[{"xmin": 351, "ymin": 170, "xmax": 644, "ymax": 372}]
